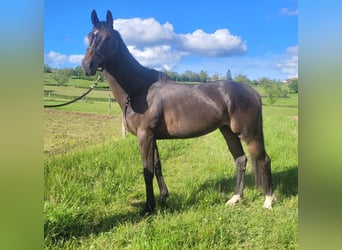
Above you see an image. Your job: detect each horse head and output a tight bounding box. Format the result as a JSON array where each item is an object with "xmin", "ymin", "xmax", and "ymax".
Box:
[{"xmin": 82, "ymin": 10, "xmax": 118, "ymax": 75}]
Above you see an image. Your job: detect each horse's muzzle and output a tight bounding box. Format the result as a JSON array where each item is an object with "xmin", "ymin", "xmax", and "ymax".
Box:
[{"xmin": 82, "ymin": 60, "xmax": 97, "ymax": 76}]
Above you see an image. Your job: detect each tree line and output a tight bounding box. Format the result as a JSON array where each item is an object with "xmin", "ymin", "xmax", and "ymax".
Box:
[{"xmin": 44, "ymin": 64, "xmax": 298, "ymax": 100}]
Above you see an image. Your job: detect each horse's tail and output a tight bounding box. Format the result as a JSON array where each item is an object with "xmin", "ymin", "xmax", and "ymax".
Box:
[{"xmin": 249, "ymin": 98, "xmax": 273, "ymax": 194}]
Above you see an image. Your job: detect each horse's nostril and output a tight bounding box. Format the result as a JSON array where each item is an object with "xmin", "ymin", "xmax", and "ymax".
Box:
[{"xmin": 82, "ymin": 60, "xmax": 93, "ymax": 69}]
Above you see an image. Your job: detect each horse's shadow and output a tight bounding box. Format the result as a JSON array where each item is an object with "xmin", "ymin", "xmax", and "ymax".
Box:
[
  {"xmin": 46, "ymin": 166, "xmax": 297, "ymax": 243},
  {"xmin": 159, "ymin": 165, "xmax": 297, "ymax": 212}
]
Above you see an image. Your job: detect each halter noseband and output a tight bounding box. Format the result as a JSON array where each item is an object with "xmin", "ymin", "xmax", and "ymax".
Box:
[{"xmin": 86, "ymin": 32, "xmax": 119, "ymax": 66}]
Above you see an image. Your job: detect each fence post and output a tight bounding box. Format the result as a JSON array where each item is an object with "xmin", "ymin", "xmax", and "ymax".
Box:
[
  {"xmin": 108, "ymin": 92, "xmax": 112, "ymax": 115},
  {"xmin": 122, "ymin": 115, "xmax": 126, "ymax": 138}
]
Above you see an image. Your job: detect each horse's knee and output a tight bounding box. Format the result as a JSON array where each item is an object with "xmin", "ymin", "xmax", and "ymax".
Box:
[
  {"xmin": 143, "ymin": 168, "xmax": 154, "ymax": 182},
  {"xmin": 236, "ymin": 155, "xmax": 247, "ymax": 171},
  {"xmin": 154, "ymin": 159, "xmax": 161, "ymax": 173},
  {"xmin": 265, "ymin": 154, "xmax": 271, "ymax": 168}
]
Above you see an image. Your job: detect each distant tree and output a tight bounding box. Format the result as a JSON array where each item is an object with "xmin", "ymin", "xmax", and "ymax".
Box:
[
  {"xmin": 199, "ymin": 70, "xmax": 208, "ymax": 82},
  {"xmin": 234, "ymin": 74, "xmax": 251, "ymax": 85},
  {"xmin": 212, "ymin": 73, "xmax": 220, "ymax": 81},
  {"xmin": 53, "ymin": 68, "xmax": 72, "ymax": 86},
  {"xmin": 288, "ymin": 79, "xmax": 298, "ymax": 93},
  {"xmin": 44, "ymin": 64, "xmax": 52, "ymax": 73},
  {"xmin": 180, "ymin": 71, "xmax": 189, "ymax": 82},
  {"xmin": 259, "ymin": 77, "xmax": 282, "ymax": 104},
  {"xmin": 177, "ymin": 73, "xmax": 184, "ymax": 82},
  {"xmin": 259, "ymin": 77, "xmax": 273, "ymax": 86},
  {"xmin": 192, "ymin": 72, "xmax": 201, "ymax": 82},
  {"xmin": 226, "ymin": 69, "xmax": 233, "ymax": 80},
  {"xmin": 165, "ymin": 70, "xmax": 178, "ymax": 81},
  {"xmin": 251, "ymin": 79, "xmax": 259, "ymax": 85},
  {"xmin": 181, "ymin": 70, "xmax": 197, "ymax": 82},
  {"xmin": 72, "ymin": 66, "xmax": 85, "ymax": 79}
]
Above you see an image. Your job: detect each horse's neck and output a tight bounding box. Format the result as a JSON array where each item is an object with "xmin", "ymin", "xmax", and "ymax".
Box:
[
  {"xmin": 104, "ymin": 38, "xmax": 160, "ymax": 99},
  {"xmin": 103, "ymin": 70, "xmax": 127, "ymax": 111}
]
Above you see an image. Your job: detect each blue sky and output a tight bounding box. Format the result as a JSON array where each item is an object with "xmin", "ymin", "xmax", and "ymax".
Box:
[{"xmin": 44, "ymin": 0, "xmax": 297, "ymax": 80}]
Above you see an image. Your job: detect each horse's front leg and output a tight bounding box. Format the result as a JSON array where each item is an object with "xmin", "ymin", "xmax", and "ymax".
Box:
[{"xmin": 138, "ymin": 130, "xmax": 156, "ymax": 216}]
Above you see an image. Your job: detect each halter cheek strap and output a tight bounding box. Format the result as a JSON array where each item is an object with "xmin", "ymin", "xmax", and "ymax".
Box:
[
  {"xmin": 87, "ymin": 36, "xmax": 119, "ymax": 63},
  {"xmin": 87, "ymin": 46, "xmax": 106, "ymax": 60}
]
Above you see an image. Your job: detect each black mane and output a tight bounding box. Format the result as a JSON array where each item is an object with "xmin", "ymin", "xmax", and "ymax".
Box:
[{"xmin": 107, "ymin": 30, "xmax": 169, "ymax": 96}]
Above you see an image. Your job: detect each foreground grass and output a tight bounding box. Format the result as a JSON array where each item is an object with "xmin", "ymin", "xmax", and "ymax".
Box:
[
  {"xmin": 44, "ymin": 84, "xmax": 297, "ymax": 249},
  {"xmin": 45, "ymin": 133, "xmax": 297, "ymax": 249}
]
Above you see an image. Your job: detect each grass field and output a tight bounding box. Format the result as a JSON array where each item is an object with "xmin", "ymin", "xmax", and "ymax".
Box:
[{"xmin": 44, "ymin": 80, "xmax": 298, "ymax": 249}]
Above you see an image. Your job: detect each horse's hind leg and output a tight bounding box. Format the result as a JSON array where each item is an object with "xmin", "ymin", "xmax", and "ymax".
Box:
[
  {"xmin": 154, "ymin": 143, "xmax": 169, "ymax": 200},
  {"xmin": 219, "ymin": 126, "xmax": 247, "ymax": 206},
  {"xmin": 246, "ymin": 138, "xmax": 275, "ymax": 209}
]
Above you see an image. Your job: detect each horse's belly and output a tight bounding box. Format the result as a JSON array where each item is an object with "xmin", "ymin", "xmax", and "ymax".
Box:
[{"xmin": 157, "ymin": 109, "xmax": 225, "ymax": 139}]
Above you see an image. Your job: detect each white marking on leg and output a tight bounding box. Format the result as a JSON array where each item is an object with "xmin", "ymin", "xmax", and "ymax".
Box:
[
  {"xmin": 226, "ymin": 194, "xmax": 242, "ymax": 206},
  {"xmin": 263, "ymin": 194, "xmax": 276, "ymax": 209}
]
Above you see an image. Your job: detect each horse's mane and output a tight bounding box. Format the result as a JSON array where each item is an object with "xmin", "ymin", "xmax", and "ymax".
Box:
[
  {"xmin": 157, "ymin": 71, "xmax": 170, "ymax": 82},
  {"xmin": 112, "ymin": 29, "xmax": 170, "ymax": 85}
]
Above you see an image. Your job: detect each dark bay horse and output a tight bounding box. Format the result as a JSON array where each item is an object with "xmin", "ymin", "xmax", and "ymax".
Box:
[{"xmin": 82, "ymin": 10, "xmax": 275, "ymax": 215}]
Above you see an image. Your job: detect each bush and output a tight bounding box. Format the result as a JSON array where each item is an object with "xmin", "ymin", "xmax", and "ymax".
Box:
[
  {"xmin": 288, "ymin": 79, "xmax": 298, "ymax": 93},
  {"xmin": 53, "ymin": 68, "xmax": 73, "ymax": 86},
  {"xmin": 259, "ymin": 78, "xmax": 284, "ymax": 104}
]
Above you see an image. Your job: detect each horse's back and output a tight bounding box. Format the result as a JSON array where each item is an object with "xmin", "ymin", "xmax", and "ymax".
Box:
[{"xmin": 153, "ymin": 80, "xmax": 261, "ymax": 114}]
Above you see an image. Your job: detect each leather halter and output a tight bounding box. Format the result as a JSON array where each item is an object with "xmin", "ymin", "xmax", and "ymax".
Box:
[{"xmin": 86, "ymin": 32, "xmax": 119, "ymax": 65}]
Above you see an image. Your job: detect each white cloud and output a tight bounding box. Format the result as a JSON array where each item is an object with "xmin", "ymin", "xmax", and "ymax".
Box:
[
  {"xmin": 68, "ymin": 54, "xmax": 84, "ymax": 64},
  {"xmin": 281, "ymin": 8, "xmax": 298, "ymax": 16},
  {"xmin": 45, "ymin": 18, "xmax": 248, "ymax": 73},
  {"xmin": 46, "ymin": 18, "xmax": 247, "ymax": 70},
  {"xmin": 276, "ymin": 45, "xmax": 298, "ymax": 78},
  {"xmin": 45, "ymin": 51, "xmax": 67, "ymax": 65},
  {"xmin": 127, "ymin": 45, "xmax": 182, "ymax": 71},
  {"xmin": 178, "ymin": 29, "xmax": 247, "ymax": 56},
  {"xmin": 45, "ymin": 51, "xmax": 84, "ymax": 68},
  {"xmin": 114, "ymin": 18, "xmax": 175, "ymax": 46},
  {"xmin": 114, "ymin": 17, "xmax": 246, "ymax": 57}
]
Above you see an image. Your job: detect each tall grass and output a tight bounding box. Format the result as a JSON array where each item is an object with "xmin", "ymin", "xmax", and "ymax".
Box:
[{"xmin": 44, "ymin": 84, "xmax": 298, "ymax": 249}]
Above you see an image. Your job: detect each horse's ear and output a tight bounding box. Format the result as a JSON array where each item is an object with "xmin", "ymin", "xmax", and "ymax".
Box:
[
  {"xmin": 106, "ymin": 10, "xmax": 113, "ymax": 27},
  {"xmin": 91, "ymin": 10, "xmax": 99, "ymax": 26}
]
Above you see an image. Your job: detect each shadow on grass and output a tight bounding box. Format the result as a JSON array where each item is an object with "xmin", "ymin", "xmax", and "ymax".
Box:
[
  {"xmin": 196, "ymin": 165, "xmax": 298, "ymax": 197},
  {"xmin": 158, "ymin": 165, "xmax": 298, "ymax": 213},
  {"xmin": 45, "ymin": 207, "xmax": 144, "ymax": 244},
  {"xmin": 45, "ymin": 166, "xmax": 297, "ymax": 244}
]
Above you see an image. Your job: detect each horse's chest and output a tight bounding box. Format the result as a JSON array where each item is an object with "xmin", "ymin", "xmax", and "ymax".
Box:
[
  {"xmin": 124, "ymin": 111, "xmax": 153, "ymax": 136},
  {"xmin": 124, "ymin": 114, "xmax": 138, "ymax": 135}
]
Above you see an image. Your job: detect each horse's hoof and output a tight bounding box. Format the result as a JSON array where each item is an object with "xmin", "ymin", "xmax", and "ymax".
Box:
[
  {"xmin": 160, "ymin": 192, "xmax": 169, "ymax": 201},
  {"xmin": 263, "ymin": 194, "xmax": 276, "ymax": 209},
  {"xmin": 140, "ymin": 210, "xmax": 152, "ymax": 217},
  {"xmin": 225, "ymin": 194, "xmax": 242, "ymax": 206},
  {"xmin": 140, "ymin": 205, "xmax": 155, "ymax": 217}
]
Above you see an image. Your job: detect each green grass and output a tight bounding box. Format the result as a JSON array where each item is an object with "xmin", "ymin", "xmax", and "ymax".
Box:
[
  {"xmin": 44, "ymin": 82, "xmax": 298, "ymax": 249},
  {"xmin": 44, "ymin": 72, "xmax": 109, "ymax": 89}
]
